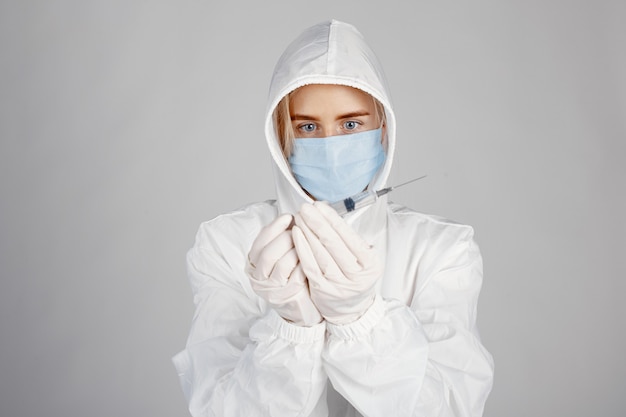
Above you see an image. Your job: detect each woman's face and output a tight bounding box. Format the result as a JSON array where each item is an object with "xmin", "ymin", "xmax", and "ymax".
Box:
[{"xmin": 289, "ymin": 84, "xmax": 381, "ymax": 139}]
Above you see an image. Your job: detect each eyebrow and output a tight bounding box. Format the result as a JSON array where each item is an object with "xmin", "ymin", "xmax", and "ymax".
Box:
[{"xmin": 291, "ymin": 111, "xmax": 371, "ymax": 121}]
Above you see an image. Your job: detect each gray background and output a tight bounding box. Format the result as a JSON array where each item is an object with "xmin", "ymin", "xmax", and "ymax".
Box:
[{"xmin": 1, "ymin": 1, "xmax": 624, "ymax": 416}]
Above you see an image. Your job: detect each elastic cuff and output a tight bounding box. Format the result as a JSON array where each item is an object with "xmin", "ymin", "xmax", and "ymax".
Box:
[
  {"xmin": 326, "ymin": 295, "xmax": 385, "ymax": 339},
  {"xmin": 265, "ymin": 309, "xmax": 326, "ymax": 343}
]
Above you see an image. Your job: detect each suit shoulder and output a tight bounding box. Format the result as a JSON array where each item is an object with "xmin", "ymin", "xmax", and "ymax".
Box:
[
  {"xmin": 194, "ymin": 200, "xmax": 278, "ymax": 249},
  {"xmin": 388, "ymin": 202, "xmax": 475, "ymax": 239}
]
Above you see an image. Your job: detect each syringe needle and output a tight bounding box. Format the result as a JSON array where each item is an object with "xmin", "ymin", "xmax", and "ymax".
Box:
[
  {"xmin": 376, "ymin": 175, "xmax": 427, "ymax": 197},
  {"xmin": 390, "ymin": 175, "xmax": 427, "ymax": 191}
]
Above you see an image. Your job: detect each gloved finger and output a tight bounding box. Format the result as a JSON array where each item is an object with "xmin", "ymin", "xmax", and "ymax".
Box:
[
  {"xmin": 299, "ymin": 203, "xmax": 361, "ymax": 274},
  {"xmin": 292, "ymin": 225, "xmax": 323, "ymax": 286},
  {"xmin": 288, "ymin": 262, "xmax": 307, "ymax": 286},
  {"xmin": 272, "ymin": 262, "xmax": 307, "ymax": 301},
  {"xmin": 281, "ymin": 265, "xmax": 324, "ymax": 326},
  {"xmin": 248, "ymin": 214, "xmax": 293, "ymax": 266},
  {"xmin": 293, "ymin": 215, "xmax": 344, "ymax": 282},
  {"xmin": 254, "ymin": 230, "xmax": 294, "ymax": 279},
  {"xmin": 313, "ymin": 201, "xmax": 376, "ymax": 269},
  {"xmin": 268, "ymin": 247, "xmax": 299, "ymax": 286}
]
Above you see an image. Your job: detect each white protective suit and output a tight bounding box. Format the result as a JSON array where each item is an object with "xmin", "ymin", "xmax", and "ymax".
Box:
[{"xmin": 173, "ymin": 20, "xmax": 494, "ymax": 417}]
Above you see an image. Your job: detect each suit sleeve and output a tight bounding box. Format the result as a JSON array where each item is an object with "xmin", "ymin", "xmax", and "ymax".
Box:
[
  {"xmin": 172, "ymin": 214, "xmax": 328, "ymax": 417},
  {"xmin": 321, "ymin": 223, "xmax": 494, "ymax": 417}
]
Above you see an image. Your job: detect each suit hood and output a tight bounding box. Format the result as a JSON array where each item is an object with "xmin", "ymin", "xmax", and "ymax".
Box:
[{"xmin": 264, "ymin": 20, "xmax": 396, "ymax": 223}]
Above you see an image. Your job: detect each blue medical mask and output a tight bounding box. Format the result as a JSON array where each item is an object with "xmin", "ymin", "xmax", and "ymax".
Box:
[{"xmin": 288, "ymin": 128, "xmax": 385, "ymax": 202}]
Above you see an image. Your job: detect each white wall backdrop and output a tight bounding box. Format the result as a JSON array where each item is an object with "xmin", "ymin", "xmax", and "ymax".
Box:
[{"xmin": 1, "ymin": 1, "xmax": 624, "ymax": 416}]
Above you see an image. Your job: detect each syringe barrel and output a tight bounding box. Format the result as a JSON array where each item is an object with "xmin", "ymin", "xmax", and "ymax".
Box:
[{"xmin": 330, "ymin": 190, "xmax": 378, "ymax": 216}]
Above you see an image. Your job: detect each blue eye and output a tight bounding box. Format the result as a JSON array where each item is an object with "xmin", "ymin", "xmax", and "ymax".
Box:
[
  {"xmin": 343, "ymin": 120, "xmax": 359, "ymax": 130},
  {"xmin": 299, "ymin": 123, "xmax": 316, "ymax": 133}
]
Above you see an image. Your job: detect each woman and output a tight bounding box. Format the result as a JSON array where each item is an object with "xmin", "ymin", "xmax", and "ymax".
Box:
[{"xmin": 173, "ymin": 20, "xmax": 494, "ymax": 417}]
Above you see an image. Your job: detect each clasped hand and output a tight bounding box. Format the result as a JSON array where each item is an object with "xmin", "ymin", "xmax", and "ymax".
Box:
[{"xmin": 247, "ymin": 202, "xmax": 382, "ymax": 326}]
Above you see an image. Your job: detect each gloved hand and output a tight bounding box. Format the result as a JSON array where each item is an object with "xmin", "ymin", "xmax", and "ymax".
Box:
[
  {"xmin": 246, "ymin": 213, "xmax": 323, "ymax": 327},
  {"xmin": 292, "ymin": 202, "xmax": 383, "ymax": 325}
]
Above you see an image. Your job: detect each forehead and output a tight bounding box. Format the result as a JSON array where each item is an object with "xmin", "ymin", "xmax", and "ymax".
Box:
[{"xmin": 289, "ymin": 84, "xmax": 374, "ymax": 112}]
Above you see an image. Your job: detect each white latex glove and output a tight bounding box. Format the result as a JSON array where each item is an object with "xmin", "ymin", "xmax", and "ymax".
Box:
[
  {"xmin": 292, "ymin": 202, "xmax": 383, "ymax": 325},
  {"xmin": 246, "ymin": 214, "xmax": 323, "ymax": 327}
]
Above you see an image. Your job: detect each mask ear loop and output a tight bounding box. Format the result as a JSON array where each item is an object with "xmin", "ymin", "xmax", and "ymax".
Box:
[
  {"xmin": 372, "ymin": 94, "xmax": 387, "ymax": 149},
  {"xmin": 379, "ymin": 118, "xmax": 388, "ymax": 151}
]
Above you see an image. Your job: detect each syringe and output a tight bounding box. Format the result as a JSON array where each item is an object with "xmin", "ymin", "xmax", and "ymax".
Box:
[{"xmin": 330, "ymin": 175, "xmax": 427, "ymax": 216}]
